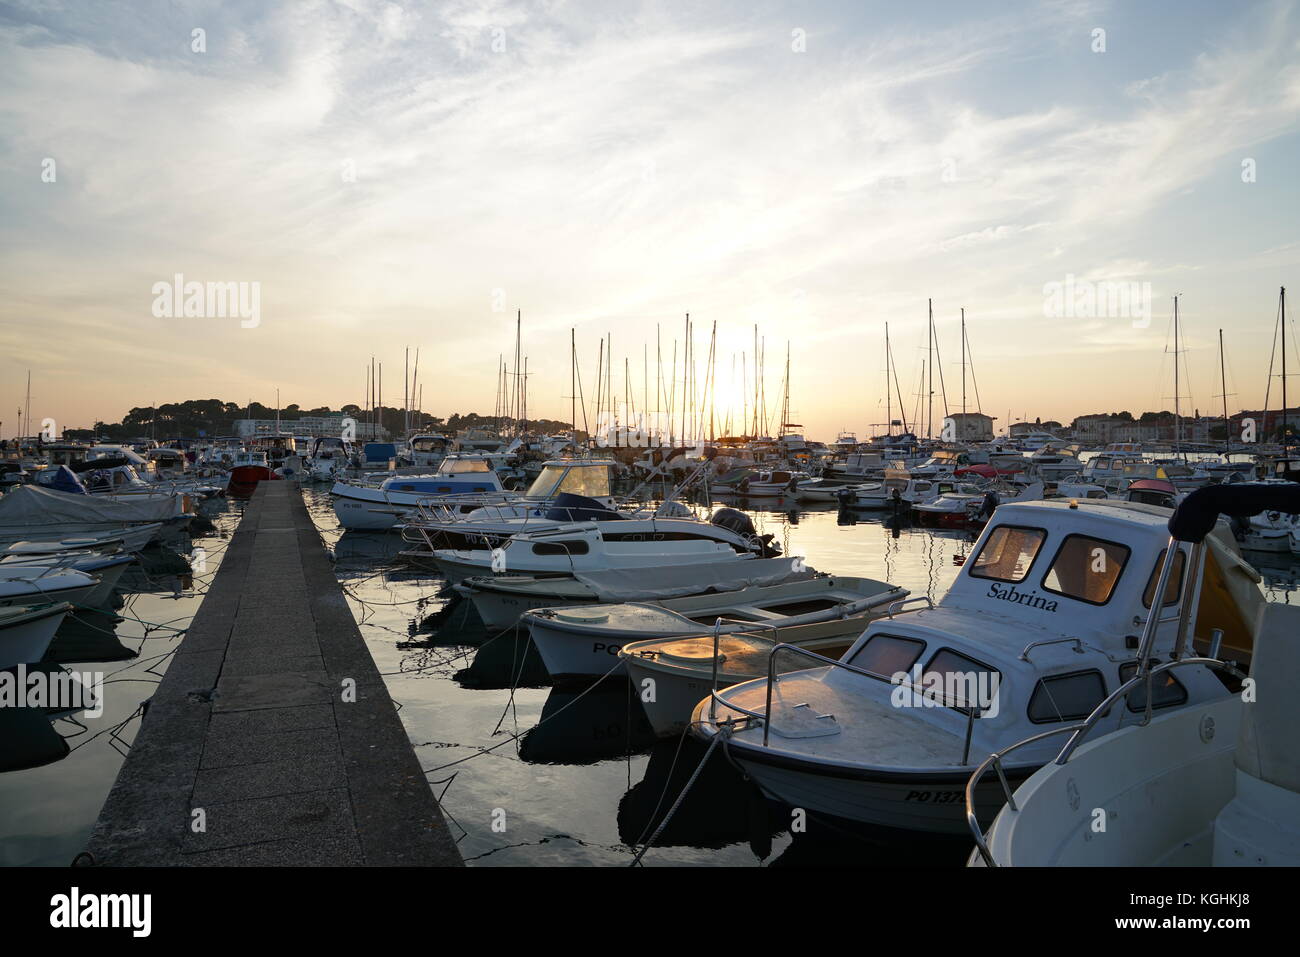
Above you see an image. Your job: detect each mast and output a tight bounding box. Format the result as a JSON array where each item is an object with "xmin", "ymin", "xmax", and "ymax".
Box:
[
  {"xmin": 885, "ymin": 323, "xmax": 891, "ymax": 438},
  {"xmin": 1173, "ymin": 295, "xmax": 1180, "ymax": 457},
  {"xmin": 1219, "ymin": 328, "xmax": 1229, "ymax": 457},
  {"xmin": 956, "ymin": 310, "xmax": 967, "ymax": 421},
  {"xmin": 927, "ymin": 298, "xmax": 934, "ymax": 439},
  {"xmin": 1284, "ymin": 286, "xmax": 1290, "ymax": 457}
]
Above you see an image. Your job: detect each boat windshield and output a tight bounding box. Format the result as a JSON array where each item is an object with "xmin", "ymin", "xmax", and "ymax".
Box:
[
  {"xmin": 442, "ymin": 458, "xmax": 492, "ymax": 474},
  {"xmin": 411, "ymin": 436, "xmax": 447, "ymax": 452},
  {"xmin": 526, "ymin": 463, "xmax": 611, "ymax": 499}
]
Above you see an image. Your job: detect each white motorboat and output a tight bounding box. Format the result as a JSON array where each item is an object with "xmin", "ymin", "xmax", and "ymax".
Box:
[
  {"xmin": 968, "ymin": 483, "xmax": 1300, "ymax": 866},
  {"xmin": 407, "ymin": 433, "xmax": 453, "ymax": 467},
  {"xmin": 1239, "ymin": 509, "xmax": 1295, "ymax": 553},
  {"xmin": 453, "ymin": 556, "xmax": 808, "ymax": 632},
  {"xmin": 306, "ymin": 437, "xmax": 356, "ymax": 482},
  {"xmin": 0, "ymin": 485, "xmax": 180, "ymax": 546},
  {"xmin": 331, "ymin": 455, "xmax": 512, "ymax": 530},
  {"xmin": 1026, "ymin": 446, "xmax": 1083, "ymax": 484},
  {"xmin": 528, "ymin": 574, "xmax": 907, "ymax": 682},
  {"xmin": 835, "ymin": 469, "xmax": 939, "ymax": 510},
  {"xmin": 75, "ymin": 461, "xmax": 220, "ymax": 500},
  {"xmin": 0, "ymin": 603, "xmax": 74, "ymax": 670},
  {"xmin": 716, "ymin": 469, "xmax": 813, "ymax": 498},
  {"xmin": 913, "ymin": 481, "xmax": 1043, "ymax": 525},
  {"xmin": 821, "ymin": 451, "xmax": 889, "ymax": 482},
  {"xmin": 620, "ymin": 579, "xmax": 908, "ymax": 737},
  {"xmin": 0, "ymin": 552, "xmax": 133, "ymax": 607},
  {"xmin": 431, "ymin": 504, "xmax": 775, "ymax": 586},
  {"xmin": 794, "ymin": 478, "xmax": 859, "ymax": 503},
  {"xmin": 0, "ymin": 567, "xmax": 102, "ymax": 609},
  {"xmin": 1080, "ymin": 453, "xmax": 1145, "ymax": 483},
  {"xmin": 0, "ymin": 525, "xmax": 160, "ymax": 556},
  {"xmin": 693, "ymin": 495, "xmax": 1263, "ymax": 837},
  {"xmin": 400, "ymin": 459, "xmax": 621, "ymax": 550}
]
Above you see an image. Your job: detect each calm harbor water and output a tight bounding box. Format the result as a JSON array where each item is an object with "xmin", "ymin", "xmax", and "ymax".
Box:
[
  {"xmin": 0, "ymin": 496, "xmax": 240, "ymax": 866},
  {"xmin": 2, "ymin": 484, "xmax": 1296, "ymax": 867}
]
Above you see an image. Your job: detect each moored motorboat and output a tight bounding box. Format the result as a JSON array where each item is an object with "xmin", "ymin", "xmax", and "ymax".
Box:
[
  {"xmin": 452, "ymin": 556, "xmax": 809, "ymax": 632},
  {"xmin": 529, "ymin": 574, "xmax": 906, "ymax": 682},
  {"xmin": 693, "ymin": 495, "xmax": 1263, "ymax": 837},
  {"xmin": 0, "ymin": 603, "xmax": 74, "ymax": 670},
  {"xmin": 968, "ymin": 482, "xmax": 1300, "ymax": 866},
  {"xmin": 0, "ymin": 485, "xmax": 181, "ymax": 546},
  {"xmin": 0, "ymin": 567, "xmax": 102, "ymax": 609},
  {"xmin": 431, "ymin": 503, "xmax": 777, "ymax": 586},
  {"xmin": 331, "ymin": 454, "xmax": 512, "ymax": 530},
  {"xmin": 227, "ymin": 451, "xmax": 280, "ymax": 498}
]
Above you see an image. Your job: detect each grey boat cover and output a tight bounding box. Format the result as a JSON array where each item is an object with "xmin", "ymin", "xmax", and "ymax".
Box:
[
  {"xmin": 572, "ymin": 556, "xmax": 815, "ymax": 602},
  {"xmin": 0, "ymin": 485, "xmax": 177, "ymax": 528}
]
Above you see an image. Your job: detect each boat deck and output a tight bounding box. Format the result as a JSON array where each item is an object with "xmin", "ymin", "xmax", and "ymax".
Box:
[{"xmin": 84, "ymin": 481, "xmax": 462, "ymax": 866}]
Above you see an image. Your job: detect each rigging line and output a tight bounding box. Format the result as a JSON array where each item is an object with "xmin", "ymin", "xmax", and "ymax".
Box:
[{"xmin": 424, "ymin": 656, "xmax": 626, "ymax": 775}]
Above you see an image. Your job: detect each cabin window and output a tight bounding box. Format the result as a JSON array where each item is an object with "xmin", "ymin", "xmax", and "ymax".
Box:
[
  {"xmin": 968, "ymin": 525, "xmax": 1046, "ymax": 583},
  {"xmin": 847, "ymin": 634, "xmax": 925, "ymax": 677},
  {"xmin": 1041, "ymin": 535, "xmax": 1130, "ymax": 605},
  {"xmin": 1027, "ymin": 670, "xmax": 1108, "ymax": 724},
  {"xmin": 531, "ymin": 541, "xmax": 590, "ymax": 556},
  {"xmin": 919, "ymin": 648, "xmax": 1001, "ymax": 713},
  {"xmin": 1142, "ymin": 548, "xmax": 1186, "ymax": 608},
  {"xmin": 1119, "ymin": 663, "xmax": 1188, "ymax": 712}
]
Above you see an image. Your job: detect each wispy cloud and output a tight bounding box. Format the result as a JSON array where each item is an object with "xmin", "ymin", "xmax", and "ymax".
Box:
[{"xmin": 1, "ymin": 0, "xmax": 1297, "ymax": 434}]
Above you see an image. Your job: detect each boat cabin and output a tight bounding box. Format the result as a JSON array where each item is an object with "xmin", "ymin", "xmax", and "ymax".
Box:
[
  {"xmin": 523, "ymin": 459, "xmax": 615, "ymax": 500},
  {"xmin": 377, "ymin": 455, "xmax": 504, "ymax": 496},
  {"xmin": 818, "ymin": 499, "xmax": 1262, "ymax": 761}
]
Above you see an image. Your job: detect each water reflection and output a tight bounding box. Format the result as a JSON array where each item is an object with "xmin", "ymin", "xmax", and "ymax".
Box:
[{"xmin": 0, "ymin": 494, "xmax": 240, "ymax": 865}]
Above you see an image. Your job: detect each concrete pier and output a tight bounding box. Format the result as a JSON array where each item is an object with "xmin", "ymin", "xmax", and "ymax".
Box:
[{"xmin": 86, "ymin": 482, "xmax": 462, "ymax": 866}]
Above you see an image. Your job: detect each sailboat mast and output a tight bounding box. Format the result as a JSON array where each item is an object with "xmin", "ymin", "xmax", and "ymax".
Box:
[
  {"xmin": 927, "ymin": 298, "xmax": 934, "ymax": 440},
  {"xmin": 1283, "ymin": 286, "xmax": 1289, "ymax": 457},
  {"xmin": 1173, "ymin": 295, "xmax": 1180, "ymax": 457},
  {"xmin": 961, "ymin": 308, "xmax": 967, "ymax": 421},
  {"xmin": 885, "ymin": 323, "xmax": 891, "ymax": 439},
  {"xmin": 1219, "ymin": 328, "xmax": 1229, "ymax": 457}
]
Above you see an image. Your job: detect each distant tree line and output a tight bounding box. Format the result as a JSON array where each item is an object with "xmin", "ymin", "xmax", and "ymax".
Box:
[{"xmin": 61, "ymin": 399, "xmax": 573, "ymax": 441}]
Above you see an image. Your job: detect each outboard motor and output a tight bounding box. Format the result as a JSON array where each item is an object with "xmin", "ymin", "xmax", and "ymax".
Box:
[
  {"xmin": 978, "ymin": 491, "xmax": 1000, "ymax": 521},
  {"xmin": 711, "ymin": 507, "xmax": 781, "ymax": 557},
  {"xmin": 836, "ymin": 487, "xmax": 857, "ymax": 506}
]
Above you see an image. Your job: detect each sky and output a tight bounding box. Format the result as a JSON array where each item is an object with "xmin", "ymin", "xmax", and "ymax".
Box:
[{"xmin": 1, "ymin": 0, "xmax": 1299, "ymax": 441}]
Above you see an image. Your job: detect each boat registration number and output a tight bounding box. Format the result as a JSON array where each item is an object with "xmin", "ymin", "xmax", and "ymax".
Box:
[{"xmin": 903, "ymin": 789, "xmax": 963, "ymax": 804}]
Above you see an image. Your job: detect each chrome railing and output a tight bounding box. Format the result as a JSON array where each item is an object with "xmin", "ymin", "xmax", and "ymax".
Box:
[
  {"xmin": 965, "ymin": 654, "xmax": 1248, "ymax": 867},
  {"xmin": 708, "ymin": 641, "xmax": 986, "ymax": 755}
]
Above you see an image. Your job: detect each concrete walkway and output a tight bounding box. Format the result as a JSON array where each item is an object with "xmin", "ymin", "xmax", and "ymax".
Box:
[{"xmin": 86, "ymin": 481, "xmax": 462, "ymax": 866}]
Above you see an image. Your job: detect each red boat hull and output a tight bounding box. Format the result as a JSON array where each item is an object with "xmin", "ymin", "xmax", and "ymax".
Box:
[{"xmin": 227, "ymin": 465, "xmax": 280, "ymax": 499}]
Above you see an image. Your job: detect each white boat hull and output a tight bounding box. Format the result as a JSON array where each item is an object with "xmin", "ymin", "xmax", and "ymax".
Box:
[
  {"xmin": 0, "ymin": 604, "xmax": 71, "ymax": 670},
  {"xmin": 529, "ymin": 616, "xmax": 635, "ymax": 681},
  {"xmin": 715, "ymin": 738, "xmax": 1024, "ymax": 836}
]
